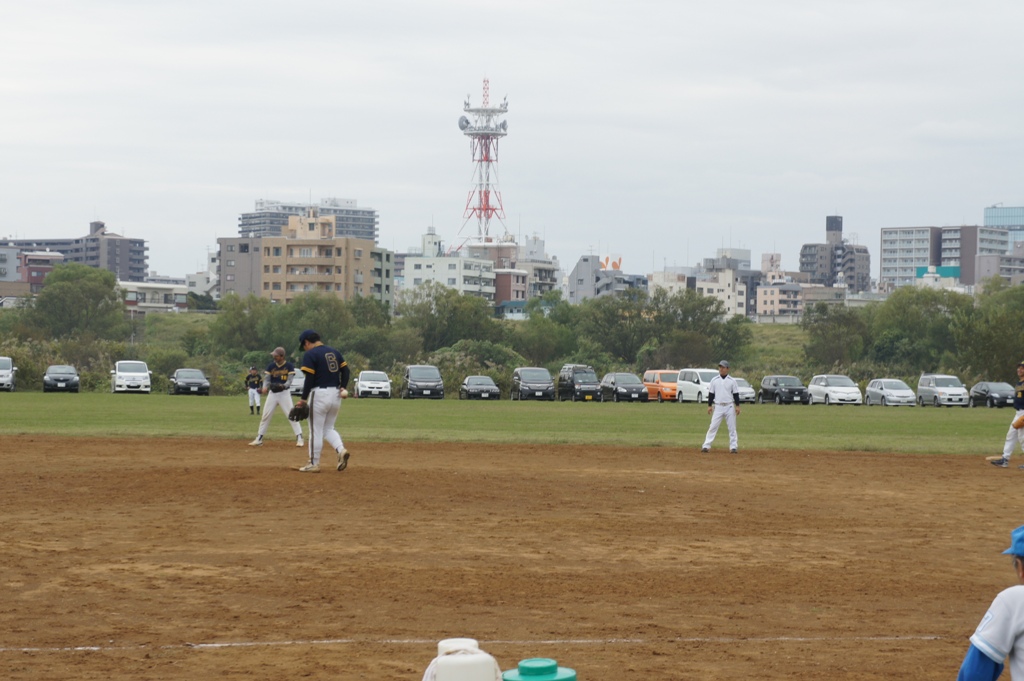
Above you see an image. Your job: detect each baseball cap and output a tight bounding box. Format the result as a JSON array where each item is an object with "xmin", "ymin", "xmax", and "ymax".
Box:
[
  {"xmin": 1018, "ymin": 361, "xmax": 1024, "ymax": 367},
  {"xmin": 272, "ymin": 346, "xmax": 286, "ymax": 357},
  {"xmin": 718, "ymin": 360, "xmax": 730, "ymax": 368},
  {"xmin": 249, "ymin": 366, "xmax": 257, "ymax": 371},
  {"xmin": 1003, "ymin": 525, "xmax": 1024, "ymax": 556},
  {"xmin": 298, "ymin": 329, "xmax": 317, "ymax": 346}
]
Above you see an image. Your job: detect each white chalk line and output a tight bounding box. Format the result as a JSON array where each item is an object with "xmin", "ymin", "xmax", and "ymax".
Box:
[{"xmin": 0, "ymin": 635, "xmax": 943, "ymax": 654}]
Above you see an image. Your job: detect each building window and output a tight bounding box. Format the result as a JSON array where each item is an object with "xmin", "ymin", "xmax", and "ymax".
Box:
[
  {"xmin": 355, "ymin": 249, "xmax": 363, "ymax": 258},
  {"xmin": 414, "ymin": 263, "xmax": 422, "ymax": 270},
  {"xmin": 413, "ymin": 278, "xmax": 422, "ymax": 285},
  {"xmin": 272, "ymin": 282, "xmax": 281, "ymax": 290},
  {"xmin": 300, "ymin": 248, "xmax": 313, "ymax": 258},
  {"xmin": 448, "ymin": 263, "xmax": 457, "ymax": 270},
  {"xmin": 239, "ymin": 244, "xmax": 249, "ymax": 253},
  {"xmin": 226, "ymin": 260, "xmax": 235, "ymax": 267},
  {"xmin": 273, "ymin": 247, "xmax": 282, "ymax": 257},
  {"xmin": 227, "ymin": 244, "xmax": 235, "ymax": 252},
  {"xmin": 226, "ymin": 274, "xmax": 235, "ymax": 281},
  {"xmin": 273, "ymin": 265, "xmax": 281, "ymax": 274},
  {"xmin": 263, "ymin": 282, "xmax": 269, "ymax": 290},
  {"xmin": 264, "ymin": 265, "xmax": 270, "ymax": 273}
]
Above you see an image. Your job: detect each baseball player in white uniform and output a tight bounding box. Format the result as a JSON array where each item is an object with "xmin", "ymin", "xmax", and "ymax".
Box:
[
  {"xmin": 248, "ymin": 347, "xmax": 304, "ymax": 448},
  {"xmin": 958, "ymin": 524, "xmax": 1024, "ymax": 680},
  {"xmin": 700, "ymin": 360, "xmax": 740, "ymax": 454}
]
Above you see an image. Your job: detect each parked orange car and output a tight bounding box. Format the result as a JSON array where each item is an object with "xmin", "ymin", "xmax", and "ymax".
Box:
[{"xmin": 642, "ymin": 369, "xmax": 678, "ymax": 403}]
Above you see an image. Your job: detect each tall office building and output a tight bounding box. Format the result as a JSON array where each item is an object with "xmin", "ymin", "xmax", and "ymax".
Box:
[
  {"xmin": 798, "ymin": 216, "xmax": 871, "ymax": 293},
  {"xmin": 984, "ymin": 205, "xmax": 1024, "ymax": 247},
  {"xmin": 238, "ymin": 198, "xmax": 379, "ymax": 242},
  {"xmin": 2, "ymin": 221, "xmax": 148, "ymax": 282},
  {"xmin": 879, "ymin": 225, "xmax": 1008, "ymax": 289}
]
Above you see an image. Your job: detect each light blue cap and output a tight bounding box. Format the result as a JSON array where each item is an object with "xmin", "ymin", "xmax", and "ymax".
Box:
[{"xmin": 1003, "ymin": 525, "xmax": 1024, "ymax": 555}]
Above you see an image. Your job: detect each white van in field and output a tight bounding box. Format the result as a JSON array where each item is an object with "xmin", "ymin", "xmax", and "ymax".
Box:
[
  {"xmin": 111, "ymin": 360, "xmax": 152, "ymax": 394},
  {"xmin": 676, "ymin": 368, "xmax": 718, "ymax": 403}
]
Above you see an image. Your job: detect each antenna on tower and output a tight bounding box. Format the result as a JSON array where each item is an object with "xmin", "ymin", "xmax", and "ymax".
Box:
[{"xmin": 458, "ymin": 77, "xmax": 509, "ymax": 242}]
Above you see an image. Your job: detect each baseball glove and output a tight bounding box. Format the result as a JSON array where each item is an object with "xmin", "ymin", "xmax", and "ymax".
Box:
[
  {"xmin": 1013, "ymin": 413, "xmax": 1024, "ymax": 430},
  {"xmin": 288, "ymin": 403, "xmax": 310, "ymax": 422},
  {"xmin": 269, "ymin": 384, "xmax": 287, "ymax": 393}
]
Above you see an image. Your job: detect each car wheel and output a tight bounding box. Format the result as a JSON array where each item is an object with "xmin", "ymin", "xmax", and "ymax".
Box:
[
  {"xmin": 657, "ymin": 392, "xmax": 663, "ymax": 403},
  {"xmin": 571, "ymin": 392, "xmax": 577, "ymax": 402},
  {"xmin": 697, "ymin": 392, "xmax": 704, "ymax": 404},
  {"xmin": 613, "ymin": 393, "xmax": 620, "ymax": 403},
  {"xmin": 775, "ymin": 394, "xmax": 782, "ymax": 405},
  {"xmin": 933, "ymin": 396, "xmax": 940, "ymax": 408},
  {"xmin": 458, "ymin": 391, "xmax": 464, "ymax": 400},
  {"xmin": 757, "ymin": 393, "xmax": 763, "ymax": 404},
  {"xmin": 881, "ymin": 397, "xmax": 887, "ymax": 407},
  {"xmin": 917, "ymin": 396, "xmax": 924, "ymax": 407},
  {"xmin": 988, "ymin": 398, "xmax": 995, "ymax": 408},
  {"xmin": 825, "ymin": 395, "xmax": 831, "ymax": 406}
]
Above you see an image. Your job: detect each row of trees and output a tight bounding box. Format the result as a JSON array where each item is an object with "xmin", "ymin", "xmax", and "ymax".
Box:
[{"xmin": 1, "ymin": 262, "xmax": 1022, "ymax": 393}]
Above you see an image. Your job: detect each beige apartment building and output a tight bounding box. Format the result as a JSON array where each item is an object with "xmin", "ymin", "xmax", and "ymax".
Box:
[{"xmin": 218, "ymin": 212, "xmax": 394, "ymax": 308}]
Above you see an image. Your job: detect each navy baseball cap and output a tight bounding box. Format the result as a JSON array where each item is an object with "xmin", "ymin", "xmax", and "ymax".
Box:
[
  {"xmin": 1003, "ymin": 525, "xmax": 1024, "ymax": 556},
  {"xmin": 718, "ymin": 360, "xmax": 730, "ymax": 368},
  {"xmin": 298, "ymin": 329, "xmax": 317, "ymax": 346}
]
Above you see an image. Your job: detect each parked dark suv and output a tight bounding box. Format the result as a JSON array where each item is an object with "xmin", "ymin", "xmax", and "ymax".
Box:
[
  {"xmin": 511, "ymin": 367, "xmax": 556, "ymax": 401},
  {"xmin": 758, "ymin": 375, "xmax": 809, "ymax": 405},
  {"xmin": 557, "ymin": 363, "xmax": 601, "ymax": 402},
  {"xmin": 401, "ymin": 364, "xmax": 444, "ymax": 399}
]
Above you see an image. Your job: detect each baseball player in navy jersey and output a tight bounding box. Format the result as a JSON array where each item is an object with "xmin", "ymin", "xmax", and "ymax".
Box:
[
  {"xmin": 245, "ymin": 367, "xmax": 261, "ymax": 415},
  {"xmin": 294, "ymin": 329, "xmax": 350, "ymax": 473},
  {"xmin": 990, "ymin": 362, "xmax": 1024, "ymax": 469},
  {"xmin": 957, "ymin": 524, "xmax": 1024, "ymax": 680},
  {"xmin": 700, "ymin": 360, "xmax": 740, "ymax": 454},
  {"xmin": 248, "ymin": 347, "xmax": 304, "ymax": 448}
]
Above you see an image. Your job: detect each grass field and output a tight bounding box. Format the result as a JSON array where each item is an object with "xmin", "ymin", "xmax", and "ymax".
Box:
[{"xmin": 0, "ymin": 392, "xmax": 1008, "ymax": 454}]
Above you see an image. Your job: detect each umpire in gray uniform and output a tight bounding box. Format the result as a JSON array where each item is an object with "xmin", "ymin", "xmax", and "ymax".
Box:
[{"xmin": 700, "ymin": 360, "xmax": 741, "ymax": 454}]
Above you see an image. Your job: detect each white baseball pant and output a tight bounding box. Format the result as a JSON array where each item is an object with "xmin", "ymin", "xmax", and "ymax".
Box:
[
  {"xmin": 306, "ymin": 387, "xmax": 345, "ymax": 467},
  {"xmin": 1003, "ymin": 409, "xmax": 1024, "ymax": 458},
  {"xmin": 702, "ymin": 403, "xmax": 738, "ymax": 451},
  {"xmin": 256, "ymin": 389, "xmax": 303, "ymax": 439},
  {"xmin": 248, "ymin": 387, "xmax": 260, "ymax": 407}
]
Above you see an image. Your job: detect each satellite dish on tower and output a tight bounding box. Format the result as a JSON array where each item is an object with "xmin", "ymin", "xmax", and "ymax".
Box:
[{"xmin": 458, "ymin": 116, "xmax": 471, "ymax": 131}]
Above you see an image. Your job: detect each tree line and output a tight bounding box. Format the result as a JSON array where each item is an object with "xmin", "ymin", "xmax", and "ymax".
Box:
[{"xmin": 1, "ymin": 262, "xmax": 1021, "ymax": 393}]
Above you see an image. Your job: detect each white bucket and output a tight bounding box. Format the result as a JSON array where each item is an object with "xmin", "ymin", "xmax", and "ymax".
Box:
[
  {"xmin": 431, "ymin": 638, "xmax": 499, "ymax": 681},
  {"xmin": 438, "ymin": 638, "xmax": 479, "ymax": 655}
]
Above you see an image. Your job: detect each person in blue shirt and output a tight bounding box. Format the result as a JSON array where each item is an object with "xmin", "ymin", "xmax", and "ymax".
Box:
[
  {"xmin": 958, "ymin": 525, "xmax": 1024, "ymax": 680},
  {"xmin": 293, "ymin": 329, "xmax": 351, "ymax": 473}
]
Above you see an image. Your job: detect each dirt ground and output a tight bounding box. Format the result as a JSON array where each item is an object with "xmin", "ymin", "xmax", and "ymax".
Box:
[{"xmin": 0, "ymin": 435, "xmax": 1019, "ymax": 680}]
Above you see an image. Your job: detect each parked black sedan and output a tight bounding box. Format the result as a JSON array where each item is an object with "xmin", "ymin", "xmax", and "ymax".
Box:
[
  {"xmin": 168, "ymin": 368, "xmax": 211, "ymax": 395},
  {"xmin": 42, "ymin": 365, "xmax": 80, "ymax": 393},
  {"xmin": 599, "ymin": 372, "xmax": 649, "ymax": 403},
  {"xmin": 969, "ymin": 381, "xmax": 1015, "ymax": 408},
  {"xmin": 459, "ymin": 375, "xmax": 500, "ymax": 400}
]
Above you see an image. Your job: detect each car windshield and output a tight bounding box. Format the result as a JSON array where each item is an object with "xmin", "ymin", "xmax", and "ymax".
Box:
[
  {"xmin": 988, "ymin": 383, "xmax": 1014, "ymax": 392},
  {"xmin": 520, "ymin": 369, "xmax": 551, "ymax": 382},
  {"xmin": 0, "ymin": 358, "xmax": 11, "ymax": 370},
  {"xmin": 177, "ymin": 369, "xmax": 204, "ymax": 379},
  {"xmin": 47, "ymin": 365, "xmax": 76, "ymax": 374},
  {"xmin": 118, "ymin": 362, "xmax": 148, "ymax": 373},
  {"xmin": 827, "ymin": 376, "xmax": 857, "ymax": 387},
  {"xmin": 934, "ymin": 377, "xmax": 963, "ymax": 388},
  {"xmin": 777, "ymin": 377, "xmax": 802, "ymax": 386},
  {"xmin": 575, "ymin": 370, "xmax": 598, "ymax": 382},
  {"xmin": 467, "ymin": 376, "xmax": 496, "ymax": 386},
  {"xmin": 697, "ymin": 370, "xmax": 717, "ymax": 382},
  {"xmin": 735, "ymin": 378, "xmax": 750, "ymax": 388},
  {"xmin": 361, "ymin": 371, "xmax": 388, "ymax": 381},
  {"xmin": 658, "ymin": 372, "xmax": 677, "ymax": 383},
  {"xmin": 882, "ymin": 380, "xmax": 911, "ymax": 390},
  {"xmin": 616, "ymin": 374, "xmax": 642, "ymax": 385},
  {"xmin": 409, "ymin": 367, "xmax": 441, "ymax": 380}
]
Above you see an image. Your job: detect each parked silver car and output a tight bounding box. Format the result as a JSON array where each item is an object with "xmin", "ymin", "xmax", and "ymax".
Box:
[
  {"xmin": 734, "ymin": 377, "xmax": 756, "ymax": 404},
  {"xmin": 865, "ymin": 378, "xmax": 916, "ymax": 406},
  {"xmin": 355, "ymin": 370, "xmax": 392, "ymax": 399},
  {"xmin": 916, "ymin": 373, "xmax": 968, "ymax": 407}
]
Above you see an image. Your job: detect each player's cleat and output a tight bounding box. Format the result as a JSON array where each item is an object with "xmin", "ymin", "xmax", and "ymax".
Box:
[
  {"xmin": 248, "ymin": 438, "xmax": 263, "ymax": 447},
  {"xmin": 337, "ymin": 449, "xmax": 350, "ymax": 471},
  {"xmin": 700, "ymin": 447, "xmax": 709, "ymax": 453},
  {"xmin": 298, "ymin": 464, "xmax": 320, "ymax": 473},
  {"xmin": 296, "ymin": 436, "xmax": 304, "ymax": 447},
  {"xmin": 991, "ymin": 458, "xmax": 1009, "ymax": 468},
  {"xmin": 730, "ymin": 449, "xmax": 738, "ymax": 453}
]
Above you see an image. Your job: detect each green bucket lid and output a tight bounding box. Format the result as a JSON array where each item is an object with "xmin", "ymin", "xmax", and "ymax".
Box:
[{"xmin": 502, "ymin": 658, "xmax": 576, "ymax": 681}]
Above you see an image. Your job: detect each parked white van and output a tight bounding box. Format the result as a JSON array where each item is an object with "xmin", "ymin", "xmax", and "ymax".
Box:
[
  {"xmin": 676, "ymin": 368, "xmax": 718, "ymax": 403},
  {"xmin": 111, "ymin": 360, "xmax": 152, "ymax": 394}
]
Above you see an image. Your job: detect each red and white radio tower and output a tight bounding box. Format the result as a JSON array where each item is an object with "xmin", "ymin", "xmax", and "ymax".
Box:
[{"xmin": 458, "ymin": 78, "xmax": 508, "ymax": 239}]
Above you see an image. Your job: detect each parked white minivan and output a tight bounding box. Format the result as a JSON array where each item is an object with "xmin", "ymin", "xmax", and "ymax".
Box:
[
  {"xmin": 111, "ymin": 360, "xmax": 152, "ymax": 394},
  {"xmin": 676, "ymin": 368, "xmax": 718, "ymax": 403}
]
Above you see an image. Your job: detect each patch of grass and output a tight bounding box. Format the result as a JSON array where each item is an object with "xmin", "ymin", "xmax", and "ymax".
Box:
[
  {"xmin": 0, "ymin": 393, "xmax": 1008, "ymax": 455},
  {"xmin": 739, "ymin": 322, "xmax": 808, "ymax": 369}
]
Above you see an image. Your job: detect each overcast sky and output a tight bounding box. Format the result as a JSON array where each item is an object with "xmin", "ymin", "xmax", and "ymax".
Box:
[{"xmin": 3, "ymin": 0, "xmax": 1022, "ymax": 280}]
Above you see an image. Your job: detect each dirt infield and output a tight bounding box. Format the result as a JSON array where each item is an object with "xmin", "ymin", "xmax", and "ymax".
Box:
[{"xmin": 1, "ymin": 435, "xmax": 1018, "ymax": 679}]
